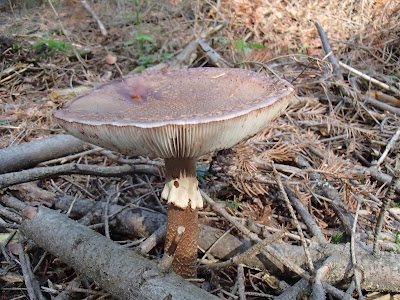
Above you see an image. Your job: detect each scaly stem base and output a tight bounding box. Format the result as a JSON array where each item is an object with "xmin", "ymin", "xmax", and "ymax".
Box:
[
  {"xmin": 163, "ymin": 157, "xmax": 200, "ymax": 278},
  {"xmin": 165, "ymin": 204, "xmax": 198, "ymax": 278}
]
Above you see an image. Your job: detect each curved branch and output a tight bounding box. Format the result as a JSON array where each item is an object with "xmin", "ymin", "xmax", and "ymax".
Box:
[{"xmin": 0, "ymin": 163, "xmax": 159, "ymax": 189}]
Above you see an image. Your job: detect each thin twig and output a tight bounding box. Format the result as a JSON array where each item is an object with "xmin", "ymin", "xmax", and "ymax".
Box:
[
  {"xmin": 104, "ymin": 191, "xmax": 120, "ymax": 239},
  {"xmin": 315, "ymin": 21, "xmax": 343, "ymax": 81},
  {"xmin": 203, "ymin": 231, "xmax": 284, "ymax": 270},
  {"xmin": 140, "ymin": 224, "xmax": 167, "ymax": 255},
  {"xmin": 272, "ymin": 162, "xmax": 314, "ymax": 274},
  {"xmin": 343, "ymin": 280, "xmax": 356, "ymax": 300},
  {"xmin": 99, "ymin": 149, "xmax": 164, "ymax": 166},
  {"xmin": 373, "ymin": 169, "xmax": 400, "ymax": 255},
  {"xmin": 310, "ymin": 263, "xmax": 330, "ymax": 300},
  {"xmin": 63, "ymin": 287, "xmax": 108, "ymax": 296},
  {"xmin": 360, "ymin": 95, "xmax": 400, "ymax": 115},
  {"xmin": 47, "ymin": 0, "xmax": 88, "ymax": 68},
  {"xmin": 284, "ymin": 185, "xmax": 328, "ymax": 244},
  {"xmin": 275, "ymin": 279, "xmax": 309, "ymax": 300},
  {"xmin": 39, "ymin": 148, "xmax": 103, "ymax": 166},
  {"xmin": 80, "ymin": 0, "xmax": 107, "ymax": 36},
  {"xmin": 198, "ymin": 227, "xmax": 234, "ymax": 266},
  {"xmin": 159, "ymin": 226, "xmax": 185, "ymax": 273},
  {"xmin": 145, "ymin": 175, "xmax": 166, "ymax": 214},
  {"xmin": 53, "ymin": 275, "xmax": 82, "ymax": 300},
  {"xmin": 339, "ymin": 62, "xmax": 400, "ymax": 97},
  {"xmin": 25, "ymin": 251, "xmax": 46, "ymax": 300},
  {"xmin": 200, "ymin": 189, "xmax": 260, "ymax": 241},
  {"xmin": 17, "ymin": 239, "xmax": 38, "ymax": 300},
  {"xmin": 33, "ymin": 251, "xmax": 48, "ymax": 274},
  {"xmin": 351, "ymin": 195, "xmax": 364, "ymax": 300},
  {"xmin": 0, "ymin": 163, "xmax": 159, "ymax": 189},
  {"xmin": 375, "ymin": 127, "xmax": 400, "ymax": 167},
  {"xmin": 237, "ymin": 264, "xmax": 246, "ymax": 300}
]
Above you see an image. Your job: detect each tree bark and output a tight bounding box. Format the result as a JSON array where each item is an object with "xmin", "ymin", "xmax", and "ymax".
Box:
[{"xmin": 0, "ymin": 135, "xmax": 87, "ymax": 174}]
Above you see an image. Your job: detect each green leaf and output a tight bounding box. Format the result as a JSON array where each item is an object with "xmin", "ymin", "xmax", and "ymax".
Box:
[
  {"xmin": 249, "ymin": 43, "xmax": 265, "ymax": 49},
  {"xmin": 332, "ymin": 232, "xmax": 342, "ymax": 244},
  {"xmin": 214, "ymin": 36, "xmax": 228, "ymax": 43},
  {"xmin": 234, "ymin": 39, "xmax": 248, "ymax": 52},
  {"xmin": 120, "ymin": 40, "xmax": 135, "ymax": 46},
  {"xmin": 161, "ymin": 52, "xmax": 172, "ymax": 61},
  {"xmin": 386, "ymin": 75, "xmax": 400, "ymax": 81},
  {"xmin": 33, "ymin": 38, "xmax": 73, "ymax": 57},
  {"xmin": 234, "ymin": 39, "xmax": 264, "ymax": 52},
  {"xmin": 297, "ymin": 43, "xmax": 310, "ymax": 54},
  {"xmin": 139, "ymin": 54, "xmax": 154, "ymax": 65},
  {"xmin": 135, "ymin": 34, "xmax": 154, "ymax": 43},
  {"xmin": 33, "ymin": 39, "xmax": 72, "ymax": 51},
  {"xmin": 226, "ymin": 196, "xmax": 240, "ymax": 211}
]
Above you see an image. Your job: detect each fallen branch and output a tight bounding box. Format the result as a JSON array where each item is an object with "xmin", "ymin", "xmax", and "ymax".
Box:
[
  {"xmin": 360, "ymin": 95, "xmax": 400, "ymax": 115},
  {"xmin": 355, "ymin": 166, "xmax": 400, "ymax": 194},
  {"xmin": 272, "ymin": 162, "xmax": 314, "ymax": 273},
  {"xmin": 375, "ymin": 127, "xmax": 400, "ymax": 167},
  {"xmin": 17, "ymin": 240, "xmax": 45, "ymax": 300},
  {"xmin": 320, "ymin": 94, "xmax": 400, "ymax": 116},
  {"xmin": 197, "ymin": 40, "xmax": 232, "ymax": 68},
  {"xmin": 373, "ymin": 170, "xmax": 400, "ymax": 255},
  {"xmin": 284, "ymin": 186, "xmax": 328, "ymax": 245},
  {"xmin": 0, "ymin": 163, "xmax": 159, "ymax": 190},
  {"xmin": 295, "ymin": 154, "xmax": 354, "ymax": 236},
  {"xmin": 144, "ymin": 25, "xmax": 228, "ymax": 72},
  {"xmin": 20, "ymin": 207, "xmax": 219, "ymax": 300},
  {"xmin": 55, "ymin": 195, "xmax": 166, "ymax": 238},
  {"xmin": 366, "ymin": 90, "xmax": 400, "ymax": 108},
  {"xmin": 275, "ymin": 279, "xmax": 309, "ymax": 300},
  {"xmin": 339, "ymin": 62, "xmax": 400, "ymax": 97},
  {"xmin": 0, "ymin": 135, "xmax": 87, "ymax": 174},
  {"xmin": 310, "ymin": 256, "xmax": 336, "ymax": 300},
  {"xmin": 80, "ymin": 0, "xmax": 107, "ymax": 36},
  {"xmin": 315, "ymin": 21, "xmax": 343, "ymax": 81}
]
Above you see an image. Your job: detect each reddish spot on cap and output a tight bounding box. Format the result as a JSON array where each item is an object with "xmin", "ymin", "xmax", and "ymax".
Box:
[{"xmin": 131, "ymin": 95, "xmax": 142, "ymax": 101}]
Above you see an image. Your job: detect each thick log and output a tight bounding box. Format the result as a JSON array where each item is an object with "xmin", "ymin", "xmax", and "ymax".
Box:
[
  {"xmin": 20, "ymin": 207, "xmax": 219, "ymax": 300},
  {"xmin": 0, "ymin": 135, "xmax": 87, "ymax": 174}
]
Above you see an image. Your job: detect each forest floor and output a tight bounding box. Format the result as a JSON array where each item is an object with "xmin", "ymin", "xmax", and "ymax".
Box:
[{"xmin": 1, "ymin": 0, "xmax": 400, "ymax": 299}]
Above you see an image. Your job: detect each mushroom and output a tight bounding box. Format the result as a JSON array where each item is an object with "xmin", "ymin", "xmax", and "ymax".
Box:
[{"xmin": 53, "ymin": 67, "xmax": 294, "ymax": 279}]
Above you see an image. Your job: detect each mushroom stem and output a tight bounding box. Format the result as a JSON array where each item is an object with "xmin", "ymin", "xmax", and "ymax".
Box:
[
  {"xmin": 163, "ymin": 157, "xmax": 200, "ymax": 278},
  {"xmin": 165, "ymin": 204, "xmax": 198, "ymax": 278}
]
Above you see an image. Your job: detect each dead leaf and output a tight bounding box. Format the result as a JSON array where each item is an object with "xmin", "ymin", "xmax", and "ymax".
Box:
[
  {"xmin": 106, "ymin": 53, "xmax": 117, "ymax": 65},
  {"xmin": 0, "ymin": 272, "xmax": 24, "ymax": 283}
]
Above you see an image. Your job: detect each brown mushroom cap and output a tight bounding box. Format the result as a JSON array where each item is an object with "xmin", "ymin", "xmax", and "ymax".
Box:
[{"xmin": 54, "ymin": 68, "xmax": 294, "ymax": 158}]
